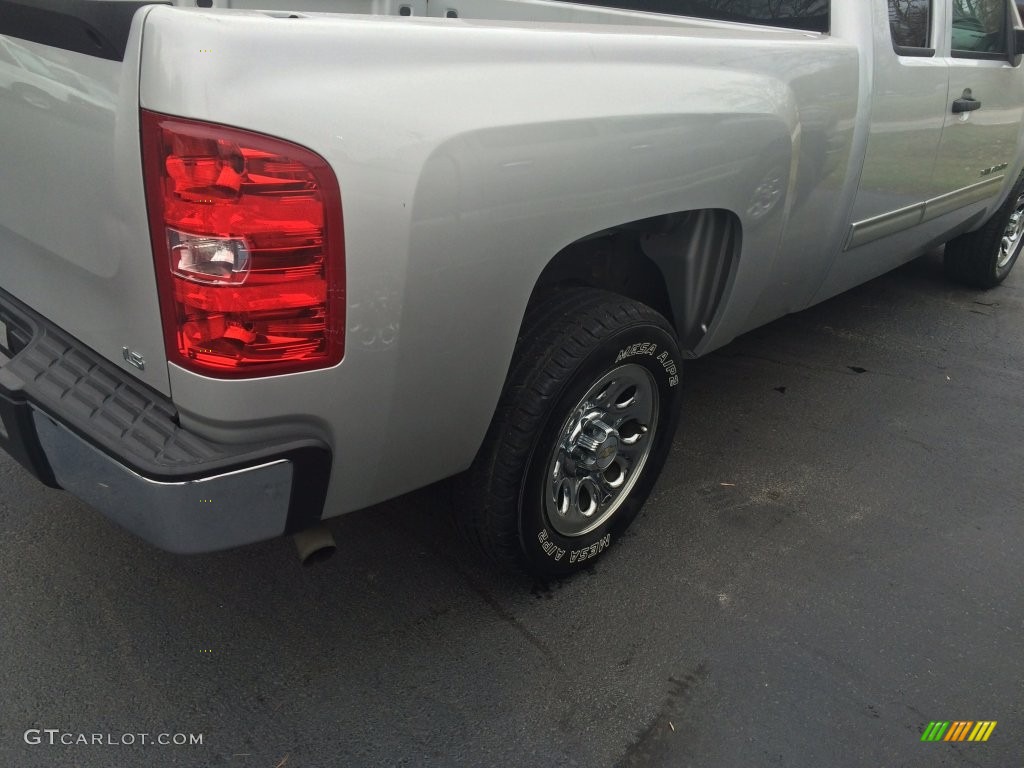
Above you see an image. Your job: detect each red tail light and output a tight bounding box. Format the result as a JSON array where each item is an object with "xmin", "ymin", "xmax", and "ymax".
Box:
[{"xmin": 141, "ymin": 111, "xmax": 344, "ymax": 377}]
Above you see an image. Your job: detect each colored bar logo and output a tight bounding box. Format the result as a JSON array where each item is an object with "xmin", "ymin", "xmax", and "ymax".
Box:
[{"xmin": 921, "ymin": 721, "xmax": 997, "ymax": 742}]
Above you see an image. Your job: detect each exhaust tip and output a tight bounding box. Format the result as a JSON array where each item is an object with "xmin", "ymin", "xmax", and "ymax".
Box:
[{"xmin": 293, "ymin": 525, "xmax": 336, "ymax": 566}]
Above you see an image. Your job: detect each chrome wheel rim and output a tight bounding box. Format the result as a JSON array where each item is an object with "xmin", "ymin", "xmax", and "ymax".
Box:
[
  {"xmin": 544, "ymin": 363, "xmax": 659, "ymax": 538},
  {"xmin": 999, "ymin": 193, "xmax": 1024, "ymax": 270}
]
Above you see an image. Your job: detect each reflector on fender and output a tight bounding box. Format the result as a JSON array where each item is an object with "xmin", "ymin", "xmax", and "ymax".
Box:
[{"xmin": 141, "ymin": 111, "xmax": 344, "ymax": 377}]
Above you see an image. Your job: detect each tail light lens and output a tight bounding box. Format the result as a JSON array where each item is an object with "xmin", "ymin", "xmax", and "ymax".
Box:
[{"xmin": 141, "ymin": 110, "xmax": 344, "ymax": 377}]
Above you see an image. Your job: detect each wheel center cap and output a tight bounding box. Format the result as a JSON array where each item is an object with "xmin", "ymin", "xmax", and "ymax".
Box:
[{"xmin": 573, "ymin": 414, "xmax": 619, "ymax": 471}]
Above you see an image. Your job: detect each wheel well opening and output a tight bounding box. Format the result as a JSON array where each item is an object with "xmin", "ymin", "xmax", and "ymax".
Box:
[{"xmin": 528, "ymin": 210, "xmax": 740, "ymax": 351}]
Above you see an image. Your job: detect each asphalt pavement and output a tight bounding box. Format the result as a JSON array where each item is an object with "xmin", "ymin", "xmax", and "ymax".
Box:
[{"xmin": 1, "ymin": 250, "xmax": 1022, "ymax": 767}]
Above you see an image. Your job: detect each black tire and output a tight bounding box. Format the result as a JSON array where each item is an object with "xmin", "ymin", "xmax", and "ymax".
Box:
[
  {"xmin": 456, "ymin": 288, "xmax": 683, "ymax": 578},
  {"xmin": 945, "ymin": 170, "xmax": 1024, "ymax": 288}
]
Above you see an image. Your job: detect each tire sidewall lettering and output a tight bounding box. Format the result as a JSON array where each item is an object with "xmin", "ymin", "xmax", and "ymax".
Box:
[
  {"xmin": 537, "ymin": 529, "xmax": 611, "ymax": 563},
  {"xmin": 614, "ymin": 341, "xmax": 679, "ymax": 386}
]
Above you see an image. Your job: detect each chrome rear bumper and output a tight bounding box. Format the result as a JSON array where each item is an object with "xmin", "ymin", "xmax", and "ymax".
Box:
[{"xmin": 34, "ymin": 412, "xmax": 294, "ymax": 553}]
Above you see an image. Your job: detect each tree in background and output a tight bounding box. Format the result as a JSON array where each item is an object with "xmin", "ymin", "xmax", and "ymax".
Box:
[
  {"xmin": 889, "ymin": 0, "xmax": 930, "ymax": 47},
  {"xmin": 701, "ymin": 0, "xmax": 828, "ymax": 19},
  {"xmin": 953, "ymin": 0, "xmax": 1005, "ymax": 30}
]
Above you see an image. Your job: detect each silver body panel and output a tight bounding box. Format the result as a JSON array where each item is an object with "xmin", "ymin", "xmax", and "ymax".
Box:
[{"xmin": 2, "ymin": 0, "xmax": 1023, "ymax": 539}]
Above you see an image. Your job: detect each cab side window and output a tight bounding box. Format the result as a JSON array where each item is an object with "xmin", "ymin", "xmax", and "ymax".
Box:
[
  {"xmin": 889, "ymin": 0, "xmax": 932, "ymax": 51},
  {"xmin": 952, "ymin": 0, "xmax": 1009, "ymax": 56}
]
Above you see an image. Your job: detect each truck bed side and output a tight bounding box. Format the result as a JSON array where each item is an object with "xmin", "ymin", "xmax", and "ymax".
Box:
[{"xmin": 139, "ymin": 7, "xmax": 860, "ymax": 513}]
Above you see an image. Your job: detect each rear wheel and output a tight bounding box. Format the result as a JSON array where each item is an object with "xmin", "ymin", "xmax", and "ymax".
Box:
[
  {"xmin": 456, "ymin": 288, "xmax": 683, "ymax": 578},
  {"xmin": 945, "ymin": 170, "xmax": 1024, "ymax": 288}
]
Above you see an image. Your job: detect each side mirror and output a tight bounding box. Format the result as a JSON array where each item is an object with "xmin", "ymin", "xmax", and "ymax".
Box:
[{"xmin": 1014, "ymin": 27, "xmax": 1024, "ymax": 59}]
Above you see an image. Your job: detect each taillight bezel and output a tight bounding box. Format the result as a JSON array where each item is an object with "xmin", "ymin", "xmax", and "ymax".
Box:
[{"xmin": 140, "ymin": 109, "xmax": 345, "ymax": 379}]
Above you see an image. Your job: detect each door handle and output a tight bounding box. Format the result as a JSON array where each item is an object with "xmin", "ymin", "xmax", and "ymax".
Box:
[{"xmin": 953, "ymin": 88, "xmax": 982, "ymax": 114}]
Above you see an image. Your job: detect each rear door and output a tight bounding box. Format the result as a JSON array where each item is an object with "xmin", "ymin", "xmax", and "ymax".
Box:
[
  {"xmin": 816, "ymin": 0, "xmax": 950, "ymax": 298},
  {"xmin": 850, "ymin": 0, "xmax": 948, "ymax": 224},
  {"xmin": 931, "ymin": 0, "xmax": 1024, "ymax": 211}
]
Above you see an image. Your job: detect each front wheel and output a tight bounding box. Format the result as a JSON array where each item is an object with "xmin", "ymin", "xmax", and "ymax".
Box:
[
  {"xmin": 945, "ymin": 170, "xmax": 1024, "ymax": 288},
  {"xmin": 456, "ymin": 288, "xmax": 683, "ymax": 578}
]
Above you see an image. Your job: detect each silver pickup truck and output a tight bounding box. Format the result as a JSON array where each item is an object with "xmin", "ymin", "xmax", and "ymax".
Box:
[{"xmin": 1, "ymin": 0, "xmax": 1022, "ymax": 576}]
